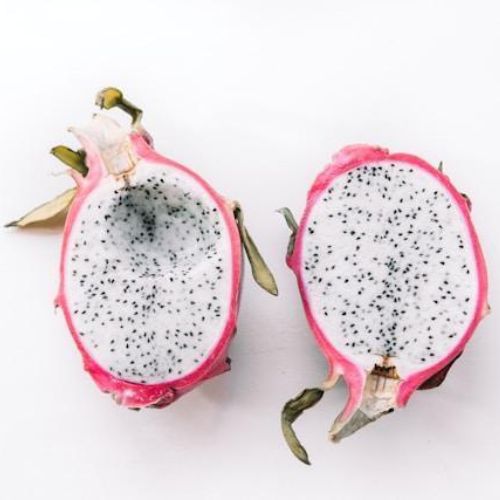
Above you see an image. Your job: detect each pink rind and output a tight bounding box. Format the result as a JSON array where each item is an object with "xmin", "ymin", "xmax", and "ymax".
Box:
[
  {"xmin": 58, "ymin": 133, "xmax": 242, "ymax": 408},
  {"xmin": 290, "ymin": 144, "xmax": 488, "ymax": 418}
]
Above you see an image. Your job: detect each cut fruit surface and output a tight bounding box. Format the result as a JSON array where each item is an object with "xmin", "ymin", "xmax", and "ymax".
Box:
[
  {"xmin": 54, "ymin": 113, "xmax": 243, "ymax": 407},
  {"xmin": 63, "ymin": 159, "xmax": 237, "ymax": 385},
  {"xmin": 280, "ymin": 145, "xmax": 488, "ymax": 464},
  {"xmin": 300, "ymin": 159, "xmax": 479, "ymax": 378}
]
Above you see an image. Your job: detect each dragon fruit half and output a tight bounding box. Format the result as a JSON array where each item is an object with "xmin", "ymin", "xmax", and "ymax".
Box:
[
  {"xmin": 7, "ymin": 88, "xmax": 277, "ymax": 408},
  {"xmin": 280, "ymin": 145, "xmax": 488, "ymax": 464}
]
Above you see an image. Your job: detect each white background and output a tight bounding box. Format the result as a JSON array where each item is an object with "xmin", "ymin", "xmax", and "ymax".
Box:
[{"xmin": 1, "ymin": 1, "xmax": 499, "ymax": 499}]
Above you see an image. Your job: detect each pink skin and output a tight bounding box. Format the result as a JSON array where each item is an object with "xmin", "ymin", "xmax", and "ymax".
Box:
[
  {"xmin": 288, "ymin": 145, "xmax": 488, "ymax": 422},
  {"xmin": 55, "ymin": 132, "xmax": 242, "ymax": 408}
]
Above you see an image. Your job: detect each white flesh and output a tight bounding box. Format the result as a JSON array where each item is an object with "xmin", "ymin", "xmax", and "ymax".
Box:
[
  {"xmin": 65, "ymin": 162, "xmax": 233, "ymax": 384},
  {"xmin": 302, "ymin": 161, "xmax": 478, "ymax": 377}
]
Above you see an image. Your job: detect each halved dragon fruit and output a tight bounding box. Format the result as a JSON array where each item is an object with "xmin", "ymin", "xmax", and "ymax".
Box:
[
  {"xmin": 7, "ymin": 88, "xmax": 277, "ymax": 408},
  {"xmin": 280, "ymin": 145, "xmax": 488, "ymax": 464}
]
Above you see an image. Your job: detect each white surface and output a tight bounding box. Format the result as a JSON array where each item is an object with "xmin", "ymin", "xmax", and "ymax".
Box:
[
  {"xmin": 0, "ymin": 1, "xmax": 498, "ymax": 499},
  {"xmin": 301, "ymin": 160, "xmax": 479, "ymax": 376},
  {"xmin": 65, "ymin": 157, "xmax": 235, "ymax": 384}
]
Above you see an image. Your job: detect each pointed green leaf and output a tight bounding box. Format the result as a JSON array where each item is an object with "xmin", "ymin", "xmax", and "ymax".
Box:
[
  {"xmin": 277, "ymin": 207, "xmax": 298, "ymax": 258},
  {"xmin": 438, "ymin": 161, "xmax": 444, "ymax": 172},
  {"xmin": 234, "ymin": 204, "xmax": 278, "ymax": 296},
  {"xmin": 5, "ymin": 188, "xmax": 77, "ymax": 228},
  {"xmin": 281, "ymin": 388, "xmax": 324, "ymax": 465},
  {"xmin": 51, "ymin": 146, "xmax": 88, "ymax": 176}
]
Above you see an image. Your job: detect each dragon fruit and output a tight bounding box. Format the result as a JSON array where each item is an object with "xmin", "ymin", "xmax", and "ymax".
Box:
[
  {"xmin": 7, "ymin": 88, "xmax": 277, "ymax": 408},
  {"xmin": 280, "ymin": 145, "xmax": 488, "ymax": 464}
]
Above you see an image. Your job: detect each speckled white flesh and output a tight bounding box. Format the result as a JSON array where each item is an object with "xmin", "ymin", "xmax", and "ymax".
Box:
[
  {"xmin": 302, "ymin": 161, "xmax": 478, "ymax": 378},
  {"xmin": 64, "ymin": 162, "xmax": 233, "ymax": 384}
]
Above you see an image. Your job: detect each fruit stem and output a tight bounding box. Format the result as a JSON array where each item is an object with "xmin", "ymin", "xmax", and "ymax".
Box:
[
  {"xmin": 329, "ymin": 368, "xmax": 398, "ymax": 442},
  {"xmin": 95, "ymin": 87, "xmax": 143, "ymax": 126}
]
